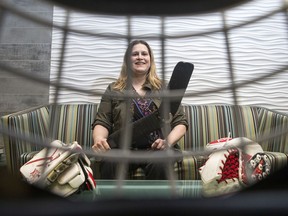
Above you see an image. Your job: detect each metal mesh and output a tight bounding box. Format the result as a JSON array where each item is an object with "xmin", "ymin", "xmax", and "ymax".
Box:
[{"xmin": 0, "ymin": 0, "xmax": 288, "ymax": 197}]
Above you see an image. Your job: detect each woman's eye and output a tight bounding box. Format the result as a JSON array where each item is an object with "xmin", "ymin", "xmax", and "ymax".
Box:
[{"xmin": 131, "ymin": 52, "xmax": 149, "ymax": 57}]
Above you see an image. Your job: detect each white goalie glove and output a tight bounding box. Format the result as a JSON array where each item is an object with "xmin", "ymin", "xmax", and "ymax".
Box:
[
  {"xmin": 199, "ymin": 137, "xmax": 271, "ymax": 197},
  {"xmin": 20, "ymin": 140, "xmax": 96, "ymax": 197}
]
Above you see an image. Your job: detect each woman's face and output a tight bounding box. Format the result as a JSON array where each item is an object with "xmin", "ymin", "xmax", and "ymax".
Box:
[{"xmin": 130, "ymin": 43, "xmax": 151, "ymax": 76}]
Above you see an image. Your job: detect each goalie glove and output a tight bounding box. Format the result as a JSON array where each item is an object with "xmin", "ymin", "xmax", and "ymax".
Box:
[
  {"xmin": 199, "ymin": 137, "xmax": 271, "ymax": 197},
  {"xmin": 20, "ymin": 140, "xmax": 96, "ymax": 197}
]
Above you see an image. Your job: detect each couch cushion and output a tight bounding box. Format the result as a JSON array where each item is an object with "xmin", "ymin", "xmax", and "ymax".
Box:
[
  {"xmin": 176, "ymin": 155, "xmax": 207, "ymax": 180},
  {"xmin": 180, "ymin": 104, "xmax": 259, "ymax": 151},
  {"xmin": 48, "ymin": 104, "xmax": 99, "ymax": 150}
]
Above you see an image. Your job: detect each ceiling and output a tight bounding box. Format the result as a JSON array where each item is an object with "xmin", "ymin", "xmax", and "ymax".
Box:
[{"xmin": 47, "ymin": 0, "xmax": 251, "ymax": 16}]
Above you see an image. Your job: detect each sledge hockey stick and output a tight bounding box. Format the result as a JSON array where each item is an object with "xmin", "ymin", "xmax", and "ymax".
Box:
[{"xmin": 107, "ymin": 61, "xmax": 194, "ymax": 148}]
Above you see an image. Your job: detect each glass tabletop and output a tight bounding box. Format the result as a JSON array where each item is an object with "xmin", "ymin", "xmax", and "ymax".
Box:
[{"xmin": 70, "ymin": 180, "xmax": 203, "ymax": 201}]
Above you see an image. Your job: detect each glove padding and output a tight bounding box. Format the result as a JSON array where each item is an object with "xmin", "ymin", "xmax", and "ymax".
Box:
[
  {"xmin": 20, "ymin": 140, "xmax": 96, "ymax": 197},
  {"xmin": 199, "ymin": 137, "xmax": 271, "ymax": 197}
]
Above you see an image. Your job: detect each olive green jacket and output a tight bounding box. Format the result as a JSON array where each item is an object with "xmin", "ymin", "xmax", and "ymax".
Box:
[{"xmin": 92, "ymin": 82, "xmax": 188, "ymax": 136}]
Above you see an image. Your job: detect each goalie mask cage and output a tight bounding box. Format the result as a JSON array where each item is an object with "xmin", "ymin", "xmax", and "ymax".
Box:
[{"xmin": 0, "ymin": 0, "xmax": 288, "ymax": 203}]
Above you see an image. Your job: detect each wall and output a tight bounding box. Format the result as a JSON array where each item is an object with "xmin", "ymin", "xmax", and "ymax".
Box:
[
  {"xmin": 0, "ymin": 0, "xmax": 287, "ymax": 116},
  {"xmin": 0, "ymin": 0, "xmax": 53, "ymax": 117},
  {"xmin": 50, "ymin": 0, "xmax": 288, "ymax": 113}
]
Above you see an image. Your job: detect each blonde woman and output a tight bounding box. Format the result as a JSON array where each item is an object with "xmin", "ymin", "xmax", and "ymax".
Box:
[{"xmin": 92, "ymin": 40, "xmax": 188, "ymax": 179}]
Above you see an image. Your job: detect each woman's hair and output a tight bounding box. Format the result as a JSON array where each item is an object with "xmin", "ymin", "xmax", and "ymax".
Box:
[{"xmin": 113, "ymin": 40, "xmax": 162, "ymax": 91}]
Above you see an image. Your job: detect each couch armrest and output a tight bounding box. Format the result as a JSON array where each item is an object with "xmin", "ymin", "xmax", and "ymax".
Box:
[
  {"xmin": 20, "ymin": 151, "xmax": 39, "ymax": 167},
  {"xmin": 265, "ymin": 151, "xmax": 288, "ymax": 173},
  {"xmin": 257, "ymin": 107, "xmax": 288, "ymax": 153},
  {"xmin": 0, "ymin": 105, "xmax": 49, "ymax": 175}
]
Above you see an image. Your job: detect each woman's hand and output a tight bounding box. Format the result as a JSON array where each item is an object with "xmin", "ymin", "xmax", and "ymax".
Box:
[
  {"xmin": 151, "ymin": 138, "xmax": 168, "ymax": 150},
  {"xmin": 151, "ymin": 125, "xmax": 186, "ymax": 150},
  {"xmin": 92, "ymin": 138, "xmax": 111, "ymax": 153},
  {"xmin": 92, "ymin": 125, "xmax": 111, "ymax": 153}
]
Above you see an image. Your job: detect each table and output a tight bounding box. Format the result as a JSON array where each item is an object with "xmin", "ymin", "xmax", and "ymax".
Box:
[{"xmin": 71, "ymin": 180, "xmax": 203, "ymax": 201}]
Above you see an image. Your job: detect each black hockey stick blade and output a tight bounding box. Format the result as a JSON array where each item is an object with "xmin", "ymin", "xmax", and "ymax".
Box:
[{"xmin": 160, "ymin": 61, "xmax": 194, "ymax": 118}]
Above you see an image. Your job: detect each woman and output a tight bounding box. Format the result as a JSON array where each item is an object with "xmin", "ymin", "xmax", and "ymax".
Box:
[{"xmin": 91, "ymin": 40, "xmax": 188, "ymax": 179}]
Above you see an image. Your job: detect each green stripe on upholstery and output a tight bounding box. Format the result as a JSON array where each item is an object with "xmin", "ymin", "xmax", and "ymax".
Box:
[
  {"xmin": 177, "ymin": 154, "xmax": 207, "ymax": 180},
  {"xmin": 257, "ymin": 107, "xmax": 288, "ymax": 153},
  {"xmin": 48, "ymin": 104, "xmax": 99, "ymax": 150},
  {"xmin": 182, "ymin": 104, "xmax": 258, "ymax": 151},
  {"xmin": 20, "ymin": 151, "xmax": 38, "ymax": 167},
  {"xmin": 1, "ymin": 106, "xmax": 49, "ymax": 174},
  {"xmin": 265, "ymin": 151, "xmax": 288, "ymax": 173},
  {"xmin": 3, "ymin": 103, "xmax": 288, "ymax": 181}
]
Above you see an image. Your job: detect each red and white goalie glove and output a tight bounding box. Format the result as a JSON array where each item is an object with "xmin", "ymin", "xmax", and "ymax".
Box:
[
  {"xmin": 199, "ymin": 137, "xmax": 271, "ymax": 197},
  {"xmin": 20, "ymin": 140, "xmax": 96, "ymax": 197}
]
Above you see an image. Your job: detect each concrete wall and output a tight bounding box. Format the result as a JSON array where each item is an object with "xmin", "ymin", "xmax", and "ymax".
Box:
[{"xmin": 0, "ymin": 0, "xmax": 53, "ymax": 117}]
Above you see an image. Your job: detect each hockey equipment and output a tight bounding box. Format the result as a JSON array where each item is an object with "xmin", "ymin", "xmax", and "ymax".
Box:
[
  {"xmin": 20, "ymin": 140, "xmax": 96, "ymax": 197},
  {"xmin": 199, "ymin": 137, "xmax": 271, "ymax": 197}
]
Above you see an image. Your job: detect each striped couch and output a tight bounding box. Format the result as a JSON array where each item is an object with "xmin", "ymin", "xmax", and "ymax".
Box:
[{"xmin": 1, "ymin": 103, "xmax": 288, "ymax": 180}]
